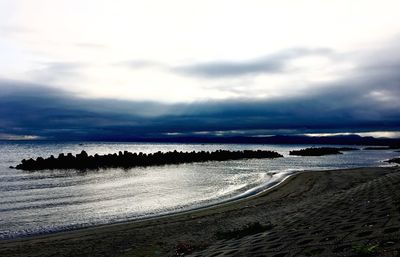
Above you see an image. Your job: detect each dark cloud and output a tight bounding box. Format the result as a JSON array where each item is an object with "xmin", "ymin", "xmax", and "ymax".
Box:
[
  {"xmin": 173, "ymin": 48, "xmax": 333, "ymax": 78},
  {"xmin": 0, "ymin": 71, "xmax": 399, "ymax": 141}
]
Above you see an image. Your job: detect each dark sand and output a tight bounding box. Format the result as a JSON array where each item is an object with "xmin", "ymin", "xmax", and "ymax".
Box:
[{"xmin": 1, "ymin": 166, "xmax": 399, "ymax": 257}]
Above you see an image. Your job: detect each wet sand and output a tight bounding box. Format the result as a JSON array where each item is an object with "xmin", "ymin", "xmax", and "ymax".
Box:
[{"xmin": 0, "ymin": 166, "xmax": 399, "ymax": 257}]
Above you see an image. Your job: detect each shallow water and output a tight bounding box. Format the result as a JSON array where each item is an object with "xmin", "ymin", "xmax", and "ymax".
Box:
[{"xmin": 0, "ymin": 142, "xmax": 398, "ymax": 239}]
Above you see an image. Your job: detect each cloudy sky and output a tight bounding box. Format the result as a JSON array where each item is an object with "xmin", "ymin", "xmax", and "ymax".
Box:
[{"xmin": 1, "ymin": 0, "xmax": 400, "ymax": 140}]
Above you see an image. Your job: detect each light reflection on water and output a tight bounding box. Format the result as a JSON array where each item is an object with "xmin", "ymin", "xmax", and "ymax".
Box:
[{"xmin": 0, "ymin": 142, "xmax": 398, "ymax": 239}]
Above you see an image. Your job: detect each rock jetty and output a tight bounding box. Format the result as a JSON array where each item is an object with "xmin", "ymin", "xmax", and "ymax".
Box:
[{"xmin": 12, "ymin": 149, "xmax": 283, "ymax": 171}]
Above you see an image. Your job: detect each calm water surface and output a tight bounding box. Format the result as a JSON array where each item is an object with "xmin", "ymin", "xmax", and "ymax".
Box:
[{"xmin": 0, "ymin": 142, "xmax": 398, "ymax": 239}]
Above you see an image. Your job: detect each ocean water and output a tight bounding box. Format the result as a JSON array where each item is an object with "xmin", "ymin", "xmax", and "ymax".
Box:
[{"xmin": 0, "ymin": 142, "xmax": 398, "ymax": 239}]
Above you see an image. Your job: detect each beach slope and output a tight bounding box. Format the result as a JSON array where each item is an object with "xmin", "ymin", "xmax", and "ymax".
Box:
[{"xmin": 0, "ymin": 166, "xmax": 399, "ymax": 257}]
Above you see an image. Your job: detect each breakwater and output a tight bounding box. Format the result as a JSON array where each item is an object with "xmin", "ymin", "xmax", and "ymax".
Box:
[{"xmin": 12, "ymin": 149, "xmax": 283, "ymax": 171}]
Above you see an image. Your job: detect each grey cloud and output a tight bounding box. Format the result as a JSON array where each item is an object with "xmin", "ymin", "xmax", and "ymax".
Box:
[
  {"xmin": 0, "ymin": 25, "xmax": 34, "ymax": 36},
  {"xmin": 41, "ymin": 62, "xmax": 83, "ymax": 73},
  {"xmin": 173, "ymin": 48, "xmax": 333, "ymax": 78},
  {"xmin": 120, "ymin": 48, "xmax": 333, "ymax": 77},
  {"xmin": 74, "ymin": 42, "xmax": 107, "ymax": 48},
  {"xmin": 121, "ymin": 60, "xmax": 165, "ymax": 69},
  {"xmin": 28, "ymin": 61, "xmax": 84, "ymax": 83}
]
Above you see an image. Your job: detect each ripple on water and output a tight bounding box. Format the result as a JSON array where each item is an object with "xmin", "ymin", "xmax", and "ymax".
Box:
[{"xmin": 0, "ymin": 142, "xmax": 398, "ymax": 239}]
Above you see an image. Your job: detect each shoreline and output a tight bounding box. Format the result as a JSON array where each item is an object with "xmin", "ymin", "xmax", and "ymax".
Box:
[
  {"xmin": 0, "ymin": 166, "xmax": 299, "ymax": 241},
  {"xmin": 1, "ymin": 166, "xmax": 399, "ymax": 256}
]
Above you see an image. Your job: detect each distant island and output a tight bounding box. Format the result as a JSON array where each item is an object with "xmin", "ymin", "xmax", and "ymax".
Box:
[
  {"xmin": 12, "ymin": 150, "xmax": 283, "ymax": 171},
  {"xmin": 386, "ymin": 158, "xmax": 400, "ymax": 164},
  {"xmin": 289, "ymin": 147, "xmax": 358, "ymax": 156},
  {"xmin": 364, "ymin": 145, "xmax": 400, "ymax": 150}
]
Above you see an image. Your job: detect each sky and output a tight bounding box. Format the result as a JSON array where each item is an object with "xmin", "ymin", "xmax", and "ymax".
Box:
[{"xmin": 0, "ymin": 0, "xmax": 400, "ymax": 140}]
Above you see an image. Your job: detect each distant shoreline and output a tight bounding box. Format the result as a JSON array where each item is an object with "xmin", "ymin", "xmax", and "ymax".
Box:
[{"xmin": 1, "ymin": 134, "xmax": 400, "ymax": 146}]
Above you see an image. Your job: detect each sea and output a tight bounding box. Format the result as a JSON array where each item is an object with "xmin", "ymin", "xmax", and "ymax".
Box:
[{"xmin": 0, "ymin": 141, "xmax": 398, "ymax": 239}]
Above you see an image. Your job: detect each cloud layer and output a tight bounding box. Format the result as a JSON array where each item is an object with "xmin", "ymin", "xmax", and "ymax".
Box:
[
  {"xmin": 1, "ymin": 54, "xmax": 399, "ymax": 141},
  {"xmin": 0, "ymin": 1, "xmax": 400, "ymax": 139},
  {"xmin": 2, "ymin": 0, "xmax": 400, "ymax": 102},
  {"xmin": 1, "ymin": 36, "xmax": 400, "ymax": 140}
]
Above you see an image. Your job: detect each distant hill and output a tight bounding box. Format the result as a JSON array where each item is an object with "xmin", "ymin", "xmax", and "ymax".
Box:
[{"xmin": 84, "ymin": 134, "xmax": 400, "ymax": 146}]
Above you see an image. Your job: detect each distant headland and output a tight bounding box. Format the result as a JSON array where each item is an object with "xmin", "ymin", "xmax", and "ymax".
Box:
[
  {"xmin": 289, "ymin": 147, "xmax": 359, "ymax": 156},
  {"xmin": 386, "ymin": 158, "xmax": 400, "ymax": 164}
]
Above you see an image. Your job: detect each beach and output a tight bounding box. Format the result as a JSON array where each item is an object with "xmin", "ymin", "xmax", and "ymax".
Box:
[
  {"xmin": 0, "ymin": 166, "xmax": 399, "ymax": 257},
  {"xmin": 2, "ymin": 1, "xmax": 400, "ymax": 256}
]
